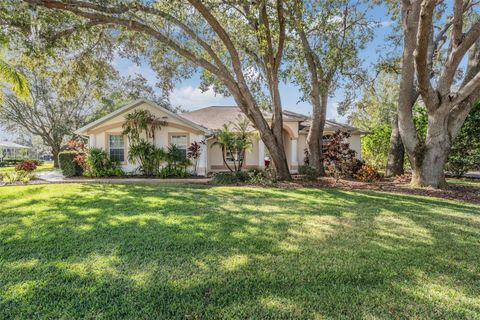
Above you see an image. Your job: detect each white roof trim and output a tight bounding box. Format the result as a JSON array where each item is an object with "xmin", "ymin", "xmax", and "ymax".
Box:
[{"xmin": 75, "ymin": 99, "xmax": 211, "ymax": 136}]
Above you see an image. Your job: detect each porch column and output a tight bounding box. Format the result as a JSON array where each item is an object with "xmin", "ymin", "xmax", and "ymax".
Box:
[
  {"xmin": 197, "ymin": 141, "xmax": 208, "ymax": 176},
  {"xmin": 258, "ymin": 139, "xmax": 265, "ymax": 168},
  {"xmin": 88, "ymin": 134, "xmax": 96, "ymax": 148},
  {"xmin": 291, "ymin": 138, "xmax": 298, "ymax": 172}
]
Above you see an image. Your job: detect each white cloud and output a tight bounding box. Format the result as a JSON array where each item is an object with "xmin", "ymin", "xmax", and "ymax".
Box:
[
  {"xmin": 379, "ymin": 20, "xmax": 394, "ymax": 28},
  {"xmin": 170, "ymin": 86, "xmax": 233, "ymax": 110}
]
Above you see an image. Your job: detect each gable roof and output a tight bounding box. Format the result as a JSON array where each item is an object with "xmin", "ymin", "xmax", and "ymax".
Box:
[
  {"xmin": 0, "ymin": 141, "xmax": 31, "ymax": 149},
  {"xmin": 75, "ymin": 99, "xmax": 211, "ymax": 135},
  {"xmin": 181, "ymin": 106, "xmax": 306, "ymax": 131},
  {"xmin": 182, "ymin": 106, "xmax": 365, "ymax": 134}
]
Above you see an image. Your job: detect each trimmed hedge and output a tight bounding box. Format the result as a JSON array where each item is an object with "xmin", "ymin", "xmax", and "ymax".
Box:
[{"xmin": 58, "ymin": 151, "xmax": 83, "ymax": 177}]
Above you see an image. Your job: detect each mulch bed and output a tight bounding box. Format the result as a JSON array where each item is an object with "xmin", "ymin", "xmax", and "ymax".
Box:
[{"xmin": 276, "ymin": 177, "xmax": 480, "ymax": 204}]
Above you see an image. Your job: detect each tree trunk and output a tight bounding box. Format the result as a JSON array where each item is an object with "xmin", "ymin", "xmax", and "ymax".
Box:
[
  {"xmin": 410, "ymin": 111, "xmax": 450, "ymax": 188},
  {"xmin": 306, "ymin": 93, "xmax": 327, "ymax": 175},
  {"xmin": 260, "ymin": 129, "xmax": 291, "ymax": 180},
  {"xmin": 52, "ymin": 148, "xmax": 60, "ymax": 169},
  {"xmin": 385, "ymin": 114, "xmax": 405, "ymax": 176}
]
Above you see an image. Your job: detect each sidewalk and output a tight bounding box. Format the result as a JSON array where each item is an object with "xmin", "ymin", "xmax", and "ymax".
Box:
[{"xmin": 36, "ymin": 170, "xmax": 211, "ymax": 185}]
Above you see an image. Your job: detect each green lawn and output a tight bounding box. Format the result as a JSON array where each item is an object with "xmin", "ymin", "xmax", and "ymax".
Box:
[
  {"xmin": 1, "ymin": 184, "xmax": 479, "ymax": 319},
  {"xmin": 448, "ymin": 177, "xmax": 480, "ymax": 187},
  {"xmin": 0, "ymin": 161, "xmax": 54, "ymax": 173}
]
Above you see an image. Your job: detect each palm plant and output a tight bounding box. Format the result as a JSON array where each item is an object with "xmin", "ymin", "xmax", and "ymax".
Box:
[
  {"xmin": 212, "ymin": 117, "xmax": 254, "ymax": 172},
  {"xmin": 122, "ymin": 109, "xmax": 167, "ymax": 143},
  {"xmin": 0, "ymin": 40, "xmax": 29, "ymax": 101}
]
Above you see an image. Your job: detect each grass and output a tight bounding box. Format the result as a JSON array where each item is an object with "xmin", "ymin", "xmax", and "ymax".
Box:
[
  {"xmin": 1, "ymin": 184, "xmax": 479, "ymax": 319},
  {"xmin": 0, "ymin": 161, "xmax": 54, "ymax": 173},
  {"xmin": 448, "ymin": 177, "xmax": 480, "ymax": 187}
]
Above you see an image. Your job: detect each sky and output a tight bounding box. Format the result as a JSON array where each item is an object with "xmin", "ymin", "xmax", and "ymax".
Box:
[{"xmin": 1, "ymin": 3, "xmax": 392, "ymax": 141}]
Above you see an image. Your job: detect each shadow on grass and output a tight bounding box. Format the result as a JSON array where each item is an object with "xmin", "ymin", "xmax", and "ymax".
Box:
[{"xmin": 0, "ymin": 184, "xmax": 479, "ymax": 319}]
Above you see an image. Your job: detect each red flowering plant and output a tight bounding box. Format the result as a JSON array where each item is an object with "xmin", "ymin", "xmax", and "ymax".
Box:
[{"xmin": 15, "ymin": 160, "xmax": 38, "ymax": 172}]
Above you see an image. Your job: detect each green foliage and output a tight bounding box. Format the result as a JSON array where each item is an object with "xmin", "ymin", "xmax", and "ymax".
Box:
[
  {"xmin": 298, "ymin": 165, "xmax": 319, "ymax": 181},
  {"xmin": 122, "ymin": 109, "xmax": 167, "ymax": 143},
  {"xmin": 58, "ymin": 151, "xmax": 83, "ymax": 177},
  {"xmin": 361, "ymin": 124, "xmax": 391, "ymax": 169},
  {"xmin": 84, "ymin": 148, "xmax": 123, "ymax": 177},
  {"xmin": 128, "ymin": 141, "xmax": 165, "ymax": 176},
  {"xmin": 212, "ymin": 117, "xmax": 255, "ymax": 172},
  {"xmin": 212, "ymin": 168, "xmax": 276, "ymax": 185},
  {"xmin": 1, "ymin": 170, "xmax": 35, "ymax": 184},
  {"xmin": 446, "ymin": 103, "xmax": 480, "ymax": 177},
  {"xmin": 160, "ymin": 144, "xmax": 191, "ymax": 178}
]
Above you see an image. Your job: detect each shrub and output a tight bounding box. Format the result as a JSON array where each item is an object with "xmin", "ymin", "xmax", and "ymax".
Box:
[
  {"xmin": 211, "ymin": 171, "xmax": 250, "ymax": 184},
  {"xmin": 59, "ymin": 151, "xmax": 84, "ymax": 177},
  {"xmin": 84, "ymin": 148, "xmax": 123, "ymax": 177},
  {"xmin": 354, "ymin": 164, "xmax": 381, "ymax": 182},
  {"xmin": 323, "ymin": 131, "xmax": 358, "ymax": 179},
  {"xmin": 298, "ymin": 165, "xmax": 319, "ymax": 181},
  {"xmin": 212, "ymin": 169, "xmax": 276, "ymax": 185},
  {"xmin": 15, "ymin": 160, "xmax": 37, "ymax": 172},
  {"xmin": 2, "ymin": 172, "xmax": 18, "ymax": 184}
]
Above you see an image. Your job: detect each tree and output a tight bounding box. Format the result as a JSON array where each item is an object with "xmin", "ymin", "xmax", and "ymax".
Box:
[
  {"xmin": 286, "ymin": 0, "xmax": 372, "ymax": 174},
  {"xmin": 89, "ymin": 74, "xmax": 173, "ymax": 121},
  {"xmin": 348, "ymin": 72, "xmax": 404, "ymax": 174},
  {"xmin": 396, "ymin": 0, "xmax": 480, "ymax": 187},
  {"xmin": 14, "ymin": 0, "xmax": 293, "ymax": 180},
  {"xmin": 0, "ymin": 67, "xmax": 103, "ymax": 168}
]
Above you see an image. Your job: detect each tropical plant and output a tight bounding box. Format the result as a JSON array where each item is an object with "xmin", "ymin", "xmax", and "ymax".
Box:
[
  {"xmin": 84, "ymin": 148, "xmax": 123, "ymax": 177},
  {"xmin": 187, "ymin": 140, "xmax": 205, "ymax": 175},
  {"xmin": 354, "ymin": 164, "xmax": 381, "ymax": 183},
  {"xmin": 323, "ymin": 131, "xmax": 361, "ymax": 180},
  {"xmin": 0, "ymin": 37, "xmax": 29, "ymax": 102},
  {"xmin": 212, "ymin": 118, "xmax": 254, "ymax": 172},
  {"xmin": 128, "ymin": 141, "xmax": 166, "ymax": 176},
  {"xmin": 15, "ymin": 160, "xmax": 37, "ymax": 172},
  {"xmin": 122, "ymin": 109, "xmax": 167, "ymax": 143}
]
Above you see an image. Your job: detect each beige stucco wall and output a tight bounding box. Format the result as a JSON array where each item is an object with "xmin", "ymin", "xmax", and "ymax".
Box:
[
  {"xmin": 85, "ymin": 102, "xmax": 361, "ymax": 174},
  {"xmin": 87, "ymin": 102, "xmax": 207, "ymax": 174}
]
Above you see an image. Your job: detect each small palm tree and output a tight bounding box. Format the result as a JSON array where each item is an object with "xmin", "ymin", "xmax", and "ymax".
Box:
[
  {"xmin": 212, "ymin": 117, "xmax": 255, "ymax": 172},
  {"xmin": 122, "ymin": 109, "xmax": 167, "ymax": 143}
]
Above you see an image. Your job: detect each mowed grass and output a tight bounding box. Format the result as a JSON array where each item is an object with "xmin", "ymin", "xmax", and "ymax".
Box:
[
  {"xmin": 1, "ymin": 184, "xmax": 479, "ymax": 319},
  {"xmin": 0, "ymin": 161, "xmax": 54, "ymax": 173}
]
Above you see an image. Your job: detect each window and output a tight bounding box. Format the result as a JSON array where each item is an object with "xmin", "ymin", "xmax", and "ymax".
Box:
[
  {"xmin": 109, "ymin": 134, "xmax": 125, "ymax": 162},
  {"xmin": 170, "ymin": 134, "xmax": 188, "ymax": 159}
]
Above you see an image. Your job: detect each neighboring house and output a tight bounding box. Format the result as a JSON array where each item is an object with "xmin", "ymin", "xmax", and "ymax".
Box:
[
  {"xmin": 75, "ymin": 99, "xmax": 365, "ymax": 175},
  {"xmin": 0, "ymin": 141, "xmax": 31, "ymax": 161}
]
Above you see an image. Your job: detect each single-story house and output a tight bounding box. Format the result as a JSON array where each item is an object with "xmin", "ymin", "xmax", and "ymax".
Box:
[{"xmin": 75, "ymin": 99, "xmax": 365, "ymax": 175}]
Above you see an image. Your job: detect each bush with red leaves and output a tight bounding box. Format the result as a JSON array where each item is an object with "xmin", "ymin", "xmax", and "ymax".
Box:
[
  {"xmin": 15, "ymin": 160, "xmax": 38, "ymax": 172},
  {"xmin": 354, "ymin": 164, "xmax": 381, "ymax": 182}
]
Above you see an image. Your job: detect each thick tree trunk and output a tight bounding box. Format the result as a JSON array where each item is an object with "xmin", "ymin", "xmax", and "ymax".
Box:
[
  {"xmin": 306, "ymin": 93, "xmax": 327, "ymax": 175},
  {"xmin": 410, "ymin": 111, "xmax": 451, "ymax": 188},
  {"xmin": 260, "ymin": 129, "xmax": 291, "ymax": 180},
  {"xmin": 385, "ymin": 114, "xmax": 405, "ymax": 176}
]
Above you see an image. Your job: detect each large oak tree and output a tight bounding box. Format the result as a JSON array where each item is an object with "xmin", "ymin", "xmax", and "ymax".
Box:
[{"xmin": 397, "ymin": 0, "xmax": 480, "ymax": 187}]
